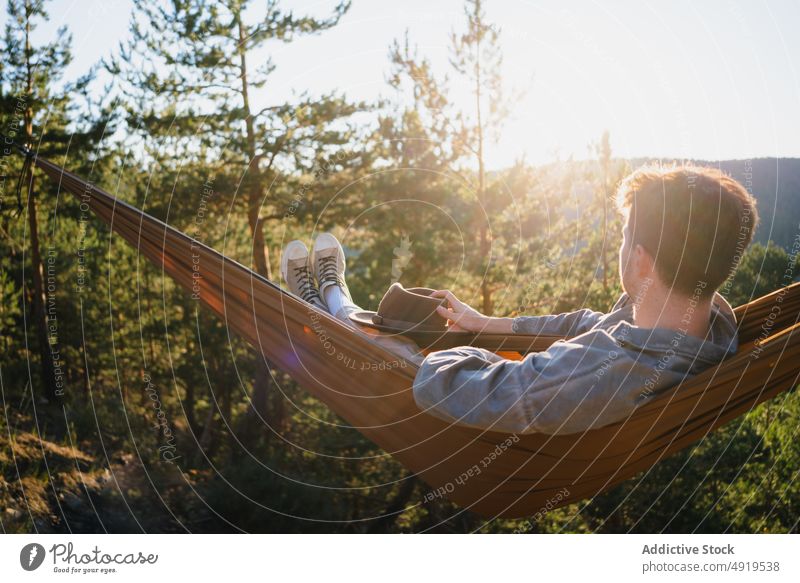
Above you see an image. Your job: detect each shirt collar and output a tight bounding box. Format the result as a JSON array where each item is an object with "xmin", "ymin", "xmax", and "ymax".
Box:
[{"xmin": 605, "ymin": 293, "xmax": 739, "ymax": 365}]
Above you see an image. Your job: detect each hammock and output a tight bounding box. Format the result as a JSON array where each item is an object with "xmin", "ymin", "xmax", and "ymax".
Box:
[{"xmin": 21, "ymin": 149, "xmax": 800, "ymax": 519}]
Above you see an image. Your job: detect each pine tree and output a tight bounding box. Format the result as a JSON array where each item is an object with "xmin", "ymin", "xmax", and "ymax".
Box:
[
  {"xmin": 384, "ymin": 0, "xmax": 518, "ymax": 315},
  {"xmin": 108, "ymin": 0, "xmax": 364, "ymax": 428},
  {"xmin": 449, "ymin": 0, "xmax": 515, "ymax": 315},
  {"xmin": 0, "ymin": 0, "xmax": 113, "ymax": 402}
]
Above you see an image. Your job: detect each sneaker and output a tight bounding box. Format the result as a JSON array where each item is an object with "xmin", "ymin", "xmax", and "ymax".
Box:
[
  {"xmin": 312, "ymin": 232, "xmax": 352, "ymax": 301},
  {"xmin": 280, "ymin": 240, "xmax": 326, "ymax": 309}
]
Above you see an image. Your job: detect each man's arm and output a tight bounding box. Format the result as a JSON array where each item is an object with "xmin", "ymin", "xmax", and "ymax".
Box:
[
  {"xmin": 412, "ymin": 329, "xmax": 644, "ymax": 435},
  {"xmin": 431, "ymin": 289, "xmax": 606, "ymax": 336},
  {"xmin": 510, "ymin": 308, "xmax": 606, "ymax": 336}
]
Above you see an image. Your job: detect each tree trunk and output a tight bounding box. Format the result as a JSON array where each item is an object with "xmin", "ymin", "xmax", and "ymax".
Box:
[
  {"xmin": 247, "ymin": 206, "xmax": 272, "ymax": 281},
  {"xmin": 142, "ymin": 263, "xmax": 158, "ymax": 366},
  {"xmin": 479, "ymin": 223, "xmax": 492, "ymax": 314},
  {"xmin": 185, "ymin": 379, "xmax": 197, "ymax": 435},
  {"xmin": 222, "ymin": 380, "xmax": 233, "ymax": 447},
  {"xmin": 236, "ymin": 11, "xmax": 272, "ymax": 281},
  {"xmin": 24, "ymin": 10, "xmax": 58, "ymax": 402},
  {"xmin": 598, "ymin": 133, "xmax": 612, "ymax": 293},
  {"xmin": 367, "ymin": 475, "xmax": 417, "ymax": 533},
  {"xmin": 601, "ymin": 162, "xmax": 609, "ymax": 292},
  {"xmin": 25, "ymin": 172, "xmax": 59, "ymax": 401},
  {"xmin": 197, "ymin": 396, "xmax": 216, "ymax": 462},
  {"xmin": 477, "ymin": 122, "xmax": 492, "ymax": 315},
  {"xmin": 474, "ymin": 21, "xmax": 492, "ymax": 316},
  {"xmin": 236, "ymin": 9, "xmax": 279, "ymax": 431}
]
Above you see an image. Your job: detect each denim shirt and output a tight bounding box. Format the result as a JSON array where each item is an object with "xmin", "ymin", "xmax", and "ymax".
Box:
[{"xmin": 412, "ymin": 292, "xmax": 738, "ymax": 435}]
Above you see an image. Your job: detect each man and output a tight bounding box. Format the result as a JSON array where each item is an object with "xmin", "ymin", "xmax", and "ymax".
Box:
[
  {"xmin": 282, "ymin": 165, "xmax": 758, "ymax": 435},
  {"xmin": 416, "ymin": 165, "xmax": 758, "ymax": 435}
]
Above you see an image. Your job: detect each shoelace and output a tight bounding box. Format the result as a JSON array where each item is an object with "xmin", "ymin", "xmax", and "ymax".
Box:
[
  {"xmin": 319, "ymin": 255, "xmax": 347, "ymax": 294},
  {"xmin": 293, "ymin": 264, "xmax": 321, "ymax": 304}
]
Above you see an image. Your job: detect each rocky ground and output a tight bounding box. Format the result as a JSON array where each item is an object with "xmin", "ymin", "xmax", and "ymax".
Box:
[{"xmin": 1, "ymin": 404, "xmax": 216, "ymax": 533}]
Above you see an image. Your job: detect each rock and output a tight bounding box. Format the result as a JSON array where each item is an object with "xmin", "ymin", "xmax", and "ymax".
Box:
[{"xmin": 5, "ymin": 507, "xmax": 24, "ymax": 519}]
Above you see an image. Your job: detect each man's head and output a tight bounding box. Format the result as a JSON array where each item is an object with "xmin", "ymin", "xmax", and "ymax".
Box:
[{"xmin": 615, "ymin": 165, "xmax": 758, "ymax": 303}]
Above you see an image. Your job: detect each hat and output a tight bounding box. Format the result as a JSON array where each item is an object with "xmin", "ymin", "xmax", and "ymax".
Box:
[
  {"xmin": 348, "ymin": 282, "xmax": 560, "ymax": 353},
  {"xmin": 349, "ymin": 283, "xmax": 449, "ymax": 337}
]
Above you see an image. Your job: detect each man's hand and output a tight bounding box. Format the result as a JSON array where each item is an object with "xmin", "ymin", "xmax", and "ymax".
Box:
[
  {"xmin": 431, "ymin": 290, "xmax": 489, "ymax": 332},
  {"xmin": 431, "ymin": 289, "xmax": 516, "ymax": 334}
]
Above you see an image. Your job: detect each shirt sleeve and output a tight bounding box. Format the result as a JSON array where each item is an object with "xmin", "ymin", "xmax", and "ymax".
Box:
[
  {"xmin": 412, "ymin": 330, "xmax": 642, "ymax": 436},
  {"xmin": 511, "ymin": 307, "xmax": 606, "ymax": 336}
]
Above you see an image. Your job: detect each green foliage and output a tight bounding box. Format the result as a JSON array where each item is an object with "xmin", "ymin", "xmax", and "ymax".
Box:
[
  {"xmin": 720, "ymin": 241, "xmax": 795, "ymax": 306},
  {"xmin": 1, "ymin": 0, "xmax": 798, "ymax": 534}
]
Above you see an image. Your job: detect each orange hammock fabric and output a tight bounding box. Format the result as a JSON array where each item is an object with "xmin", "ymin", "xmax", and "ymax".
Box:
[{"xmin": 28, "ymin": 153, "xmax": 800, "ymax": 519}]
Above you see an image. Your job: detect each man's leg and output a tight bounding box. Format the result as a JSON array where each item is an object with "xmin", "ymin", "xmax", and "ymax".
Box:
[
  {"xmin": 313, "ymin": 234, "xmax": 424, "ymax": 365},
  {"xmin": 325, "ymin": 285, "xmax": 424, "ymax": 365},
  {"xmin": 322, "ymin": 284, "xmax": 359, "ymax": 322}
]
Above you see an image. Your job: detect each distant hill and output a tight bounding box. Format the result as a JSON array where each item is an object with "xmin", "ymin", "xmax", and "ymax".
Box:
[{"xmin": 630, "ymin": 158, "xmax": 800, "ymax": 251}]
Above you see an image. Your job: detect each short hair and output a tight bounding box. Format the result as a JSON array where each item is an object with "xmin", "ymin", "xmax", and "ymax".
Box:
[{"xmin": 615, "ymin": 164, "xmax": 759, "ymax": 299}]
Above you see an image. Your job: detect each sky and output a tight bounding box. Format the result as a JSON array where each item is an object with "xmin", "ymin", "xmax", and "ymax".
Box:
[{"xmin": 7, "ymin": 0, "xmax": 800, "ymax": 168}]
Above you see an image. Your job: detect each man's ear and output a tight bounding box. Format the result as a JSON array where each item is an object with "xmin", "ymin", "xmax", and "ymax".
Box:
[{"xmin": 633, "ymin": 243, "xmax": 656, "ymax": 278}]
